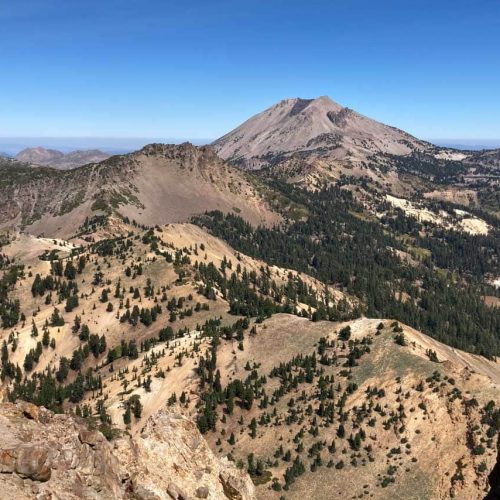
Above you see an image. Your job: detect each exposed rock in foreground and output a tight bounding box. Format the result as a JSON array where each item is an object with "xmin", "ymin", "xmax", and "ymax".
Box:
[{"xmin": 0, "ymin": 402, "xmax": 255, "ymax": 500}]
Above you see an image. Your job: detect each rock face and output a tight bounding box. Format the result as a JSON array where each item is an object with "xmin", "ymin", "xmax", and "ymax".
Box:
[
  {"xmin": 0, "ymin": 401, "xmax": 123, "ymax": 499},
  {"xmin": 15, "ymin": 147, "xmax": 110, "ymax": 169},
  {"xmin": 0, "ymin": 402, "xmax": 255, "ymax": 500},
  {"xmin": 116, "ymin": 409, "xmax": 255, "ymax": 500}
]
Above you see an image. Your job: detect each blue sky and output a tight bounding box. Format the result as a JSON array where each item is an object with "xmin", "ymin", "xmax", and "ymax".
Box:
[{"xmin": 1, "ymin": 0, "xmax": 499, "ymax": 146}]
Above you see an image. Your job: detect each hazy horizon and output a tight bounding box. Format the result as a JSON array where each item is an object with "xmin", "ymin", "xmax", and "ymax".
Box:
[
  {"xmin": 1, "ymin": 136, "xmax": 500, "ymax": 156},
  {"xmin": 0, "ymin": 137, "xmax": 211, "ymax": 156}
]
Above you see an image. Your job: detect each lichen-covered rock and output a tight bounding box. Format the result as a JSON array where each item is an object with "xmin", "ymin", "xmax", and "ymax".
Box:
[
  {"xmin": 0, "ymin": 403, "xmax": 123, "ymax": 499},
  {"xmin": 15, "ymin": 445, "xmax": 51, "ymax": 481},
  {"xmin": 0, "ymin": 402, "xmax": 256, "ymax": 500}
]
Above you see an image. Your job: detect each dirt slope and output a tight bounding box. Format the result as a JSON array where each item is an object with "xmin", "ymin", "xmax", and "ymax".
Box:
[
  {"xmin": 211, "ymin": 314, "xmax": 499, "ymax": 499},
  {"xmin": 0, "ymin": 222, "xmax": 497, "ymax": 500}
]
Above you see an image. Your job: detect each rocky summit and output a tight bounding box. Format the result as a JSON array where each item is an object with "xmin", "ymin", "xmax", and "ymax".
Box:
[{"xmin": 213, "ymin": 96, "xmax": 428, "ymax": 170}]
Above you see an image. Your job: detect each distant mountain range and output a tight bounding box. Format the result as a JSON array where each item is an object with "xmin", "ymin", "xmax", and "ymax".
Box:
[
  {"xmin": 15, "ymin": 146, "xmax": 110, "ymax": 169},
  {"xmin": 433, "ymin": 141, "xmax": 500, "ymax": 150},
  {"xmin": 0, "ymin": 96, "xmax": 498, "ymax": 236}
]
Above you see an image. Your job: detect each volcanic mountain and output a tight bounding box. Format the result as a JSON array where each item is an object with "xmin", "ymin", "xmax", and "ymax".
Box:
[
  {"xmin": 213, "ymin": 96, "xmax": 429, "ymax": 171},
  {"xmin": 212, "ymin": 96, "xmax": 500, "ymax": 207}
]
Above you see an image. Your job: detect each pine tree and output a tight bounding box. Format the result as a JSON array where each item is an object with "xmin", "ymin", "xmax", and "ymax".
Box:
[
  {"xmin": 50, "ymin": 308, "xmax": 64, "ymax": 327},
  {"xmin": 123, "ymin": 405, "xmax": 131, "ymax": 425},
  {"xmin": 42, "ymin": 329, "xmax": 50, "ymax": 347},
  {"xmin": 249, "ymin": 417, "xmax": 257, "ymax": 439}
]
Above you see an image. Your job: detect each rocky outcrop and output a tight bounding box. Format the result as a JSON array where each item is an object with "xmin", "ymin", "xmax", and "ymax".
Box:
[
  {"xmin": 0, "ymin": 402, "xmax": 255, "ymax": 500},
  {"xmin": 0, "ymin": 401, "xmax": 123, "ymax": 499},
  {"xmin": 116, "ymin": 409, "xmax": 255, "ymax": 500}
]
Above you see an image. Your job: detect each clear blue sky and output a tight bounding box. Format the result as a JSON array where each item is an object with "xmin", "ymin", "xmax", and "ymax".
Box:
[{"xmin": 1, "ymin": 0, "xmax": 499, "ymax": 144}]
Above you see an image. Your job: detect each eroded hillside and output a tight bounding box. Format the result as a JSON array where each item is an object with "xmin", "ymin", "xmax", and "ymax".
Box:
[{"xmin": 0, "ymin": 143, "xmax": 280, "ymax": 237}]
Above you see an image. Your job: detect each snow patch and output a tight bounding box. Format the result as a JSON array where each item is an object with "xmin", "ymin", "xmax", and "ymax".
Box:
[
  {"xmin": 434, "ymin": 150, "xmax": 468, "ymax": 161},
  {"xmin": 385, "ymin": 195, "xmax": 489, "ymax": 235}
]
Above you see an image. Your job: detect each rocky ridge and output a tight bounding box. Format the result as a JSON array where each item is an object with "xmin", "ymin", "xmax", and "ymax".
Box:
[{"xmin": 0, "ymin": 142, "xmax": 279, "ymax": 237}]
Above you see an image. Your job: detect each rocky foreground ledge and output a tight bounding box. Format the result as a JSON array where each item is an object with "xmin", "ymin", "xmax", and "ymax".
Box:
[{"xmin": 0, "ymin": 402, "xmax": 255, "ymax": 500}]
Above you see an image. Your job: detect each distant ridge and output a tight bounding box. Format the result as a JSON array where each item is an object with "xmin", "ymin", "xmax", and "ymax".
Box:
[{"xmin": 15, "ymin": 146, "xmax": 110, "ymax": 169}]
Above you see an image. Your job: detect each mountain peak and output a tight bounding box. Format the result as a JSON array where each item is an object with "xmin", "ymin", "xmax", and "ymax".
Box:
[
  {"xmin": 16, "ymin": 146, "xmax": 64, "ymax": 163},
  {"xmin": 212, "ymin": 95, "xmax": 426, "ymax": 170},
  {"xmin": 272, "ymin": 95, "xmax": 343, "ymax": 117},
  {"xmin": 313, "ymin": 94, "xmax": 339, "ymax": 105},
  {"xmin": 278, "ymin": 95, "xmax": 338, "ymax": 105}
]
